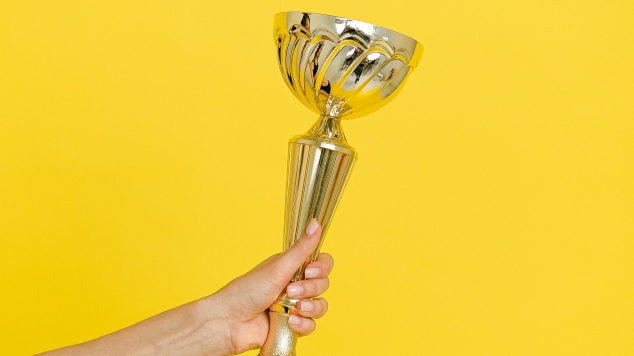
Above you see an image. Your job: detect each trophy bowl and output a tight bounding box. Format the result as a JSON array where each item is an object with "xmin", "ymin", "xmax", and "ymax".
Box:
[
  {"xmin": 260, "ymin": 12, "xmax": 423, "ymax": 356},
  {"xmin": 274, "ymin": 11, "xmax": 423, "ymax": 120}
]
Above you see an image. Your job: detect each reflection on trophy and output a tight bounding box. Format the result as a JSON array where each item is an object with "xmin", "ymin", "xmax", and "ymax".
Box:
[{"xmin": 260, "ymin": 12, "xmax": 424, "ymax": 356}]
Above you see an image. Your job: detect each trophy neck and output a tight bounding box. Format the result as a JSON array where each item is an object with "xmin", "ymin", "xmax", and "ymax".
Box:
[{"xmin": 306, "ymin": 115, "xmax": 348, "ymax": 144}]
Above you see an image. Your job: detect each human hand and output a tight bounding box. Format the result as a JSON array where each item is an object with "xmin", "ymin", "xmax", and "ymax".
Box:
[
  {"xmin": 38, "ymin": 219, "xmax": 332, "ymax": 356},
  {"xmin": 212, "ymin": 218, "xmax": 333, "ymax": 354}
]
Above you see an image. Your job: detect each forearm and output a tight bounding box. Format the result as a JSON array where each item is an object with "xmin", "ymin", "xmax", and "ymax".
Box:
[{"xmin": 39, "ymin": 295, "xmax": 233, "ymax": 356}]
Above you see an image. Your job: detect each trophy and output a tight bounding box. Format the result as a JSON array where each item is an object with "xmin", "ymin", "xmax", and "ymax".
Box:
[{"xmin": 260, "ymin": 12, "xmax": 423, "ymax": 356}]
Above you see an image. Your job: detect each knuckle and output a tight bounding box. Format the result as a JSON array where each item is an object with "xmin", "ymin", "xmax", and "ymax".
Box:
[
  {"xmin": 297, "ymin": 237, "xmax": 314, "ymax": 253},
  {"xmin": 314, "ymin": 299, "xmax": 328, "ymax": 317},
  {"xmin": 290, "ymin": 239, "xmax": 308, "ymax": 253},
  {"xmin": 293, "ymin": 316, "xmax": 316, "ymax": 336},
  {"xmin": 286, "ymin": 242, "xmax": 301, "ymax": 255},
  {"xmin": 320, "ymin": 253, "xmax": 334, "ymax": 266},
  {"xmin": 268, "ymin": 265, "xmax": 288, "ymax": 284},
  {"xmin": 304, "ymin": 280, "xmax": 317, "ymax": 295},
  {"xmin": 321, "ymin": 298, "xmax": 329, "ymax": 313},
  {"xmin": 321, "ymin": 278, "xmax": 330, "ymax": 291},
  {"xmin": 303, "ymin": 318, "xmax": 316, "ymax": 334},
  {"xmin": 308, "ymin": 319, "xmax": 317, "ymax": 333}
]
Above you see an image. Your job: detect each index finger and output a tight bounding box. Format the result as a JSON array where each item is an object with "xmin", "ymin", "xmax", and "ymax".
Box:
[{"xmin": 304, "ymin": 253, "xmax": 334, "ymax": 279}]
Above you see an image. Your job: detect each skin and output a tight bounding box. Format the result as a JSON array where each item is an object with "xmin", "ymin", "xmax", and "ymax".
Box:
[{"xmin": 40, "ymin": 219, "xmax": 332, "ymax": 356}]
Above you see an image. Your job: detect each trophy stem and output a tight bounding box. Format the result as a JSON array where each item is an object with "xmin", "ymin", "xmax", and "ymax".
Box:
[
  {"xmin": 306, "ymin": 115, "xmax": 349, "ymax": 144},
  {"xmin": 259, "ymin": 115, "xmax": 357, "ymax": 356}
]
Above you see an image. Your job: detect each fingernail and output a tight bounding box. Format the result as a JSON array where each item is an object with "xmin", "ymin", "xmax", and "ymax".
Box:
[
  {"xmin": 305, "ymin": 218, "xmax": 319, "ymax": 236},
  {"xmin": 288, "ymin": 314, "xmax": 301, "ymax": 325},
  {"xmin": 305, "ymin": 267, "xmax": 320, "ymax": 279},
  {"xmin": 300, "ymin": 301, "xmax": 314, "ymax": 312},
  {"xmin": 287, "ymin": 284, "xmax": 304, "ymax": 297}
]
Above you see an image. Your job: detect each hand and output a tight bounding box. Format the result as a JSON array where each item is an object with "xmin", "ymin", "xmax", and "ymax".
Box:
[
  {"xmin": 213, "ymin": 218, "xmax": 333, "ymax": 354},
  {"xmin": 38, "ymin": 219, "xmax": 333, "ymax": 356}
]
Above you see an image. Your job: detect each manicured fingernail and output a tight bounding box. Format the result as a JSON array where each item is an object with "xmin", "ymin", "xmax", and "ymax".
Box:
[
  {"xmin": 288, "ymin": 314, "xmax": 301, "ymax": 325},
  {"xmin": 306, "ymin": 218, "xmax": 319, "ymax": 236},
  {"xmin": 300, "ymin": 301, "xmax": 314, "ymax": 312},
  {"xmin": 287, "ymin": 284, "xmax": 304, "ymax": 297},
  {"xmin": 305, "ymin": 267, "xmax": 320, "ymax": 279}
]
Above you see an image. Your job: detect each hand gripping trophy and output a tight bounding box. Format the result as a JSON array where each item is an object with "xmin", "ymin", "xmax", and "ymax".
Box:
[{"xmin": 260, "ymin": 12, "xmax": 424, "ymax": 356}]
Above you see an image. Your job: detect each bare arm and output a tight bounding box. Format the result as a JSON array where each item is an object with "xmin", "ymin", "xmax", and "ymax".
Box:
[{"xmin": 40, "ymin": 219, "xmax": 331, "ymax": 356}]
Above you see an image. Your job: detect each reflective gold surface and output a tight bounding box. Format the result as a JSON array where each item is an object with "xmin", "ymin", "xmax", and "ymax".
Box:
[
  {"xmin": 260, "ymin": 130, "xmax": 357, "ymax": 356},
  {"xmin": 260, "ymin": 12, "xmax": 423, "ymax": 356},
  {"xmin": 284, "ymin": 132, "xmax": 357, "ymax": 282},
  {"xmin": 263, "ymin": 306, "xmax": 298, "ymax": 356},
  {"xmin": 274, "ymin": 11, "xmax": 423, "ymax": 120}
]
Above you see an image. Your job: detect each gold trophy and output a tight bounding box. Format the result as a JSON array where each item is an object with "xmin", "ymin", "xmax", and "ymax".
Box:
[{"xmin": 260, "ymin": 12, "xmax": 423, "ymax": 356}]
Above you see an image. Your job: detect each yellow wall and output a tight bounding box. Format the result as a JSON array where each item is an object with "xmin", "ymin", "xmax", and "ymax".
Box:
[{"xmin": 1, "ymin": 1, "xmax": 632, "ymax": 355}]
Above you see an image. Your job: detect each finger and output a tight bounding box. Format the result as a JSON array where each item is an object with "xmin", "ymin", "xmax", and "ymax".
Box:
[
  {"xmin": 260, "ymin": 219, "xmax": 322, "ymax": 286},
  {"xmin": 250, "ymin": 253, "xmax": 281, "ymax": 272},
  {"xmin": 287, "ymin": 278, "xmax": 330, "ymax": 299},
  {"xmin": 304, "ymin": 253, "xmax": 334, "ymax": 279},
  {"xmin": 296, "ymin": 298, "xmax": 328, "ymax": 319},
  {"xmin": 288, "ymin": 315, "xmax": 316, "ymax": 336}
]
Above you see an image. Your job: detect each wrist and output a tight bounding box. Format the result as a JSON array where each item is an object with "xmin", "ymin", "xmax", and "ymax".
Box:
[
  {"xmin": 132, "ymin": 293, "xmax": 234, "ymax": 356},
  {"xmin": 176, "ymin": 294, "xmax": 234, "ymax": 356}
]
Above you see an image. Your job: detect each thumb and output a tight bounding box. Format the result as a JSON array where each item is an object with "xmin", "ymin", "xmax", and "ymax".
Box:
[
  {"xmin": 264, "ymin": 218, "xmax": 322, "ymax": 286},
  {"xmin": 217, "ymin": 219, "xmax": 323, "ymax": 316}
]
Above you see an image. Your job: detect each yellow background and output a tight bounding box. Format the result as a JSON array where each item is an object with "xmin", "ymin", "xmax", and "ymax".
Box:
[{"xmin": 1, "ymin": 1, "xmax": 633, "ymax": 355}]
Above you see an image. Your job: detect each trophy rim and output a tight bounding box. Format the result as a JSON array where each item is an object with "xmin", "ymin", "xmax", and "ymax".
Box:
[{"xmin": 275, "ymin": 11, "xmax": 422, "ymax": 46}]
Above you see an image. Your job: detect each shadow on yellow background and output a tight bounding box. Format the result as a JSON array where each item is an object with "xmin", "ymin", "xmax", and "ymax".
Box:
[{"xmin": 1, "ymin": 1, "xmax": 632, "ymax": 355}]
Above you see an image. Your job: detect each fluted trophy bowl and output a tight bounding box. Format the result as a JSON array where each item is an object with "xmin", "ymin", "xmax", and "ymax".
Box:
[
  {"xmin": 260, "ymin": 12, "xmax": 423, "ymax": 356},
  {"xmin": 274, "ymin": 11, "xmax": 423, "ymax": 120}
]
